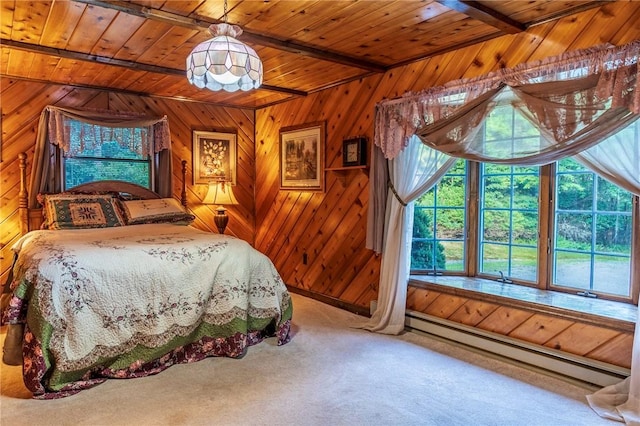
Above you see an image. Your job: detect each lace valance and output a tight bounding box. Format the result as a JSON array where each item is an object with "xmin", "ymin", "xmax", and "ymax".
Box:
[
  {"xmin": 45, "ymin": 106, "xmax": 171, "ymax": 156},
  {"xmin": 375, "ymin": 40, "xmax": 640, "ymax": 159}
]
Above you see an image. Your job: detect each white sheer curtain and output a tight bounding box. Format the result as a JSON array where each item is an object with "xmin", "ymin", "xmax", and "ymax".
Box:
[
  {"xmin": 587, "ymin": 329, "xmax": 640, "ymax": 425},
  {"xmin": 581, "ymin": 130, "xmax": 640, "ymax": 425},
  {"xmin": 360, "ymin": 137, "xmax": 455, "ymax": 333},
  {"xmin": 576, "ymin": 128, "xmax": 640, "ymax": 196}
]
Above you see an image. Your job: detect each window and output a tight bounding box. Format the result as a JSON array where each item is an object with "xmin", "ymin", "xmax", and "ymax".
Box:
[
  {"xmin": 63, "ymin": 119, "xmax": 153, "ymax": 190},
  {"xmin": 479, "ymin": 163, "xmax": 539, "ymax": 283},
  {"xmin": 411, "ymin": 115, "xmax": 639, "ymax": 304},
  {"xmin": 412, "ymin": 159, "xmax": 467, "ymax": 273},
  {"xmin": 553, "ymin": 158, "xmax": 633, "ymax": 298}
]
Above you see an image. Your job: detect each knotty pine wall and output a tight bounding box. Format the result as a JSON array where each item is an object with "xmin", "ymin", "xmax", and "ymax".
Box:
[
  {"xmin": 255, "ymin": 3, "xmax": 639, "ymax": 369},
  {"xmin": 0, "ymin": 79, "xmax": 256, "ymax": 284}
]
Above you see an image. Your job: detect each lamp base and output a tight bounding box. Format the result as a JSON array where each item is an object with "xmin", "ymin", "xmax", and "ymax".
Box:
[{"xmin": 214, "ymin": 207, "xmax": 229, "ymax": 234}]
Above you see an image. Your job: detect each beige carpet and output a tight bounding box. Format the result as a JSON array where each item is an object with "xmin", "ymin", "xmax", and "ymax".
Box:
[{"xmin": 1, "ymin": 293, "xmax": 612, "ymax": 426}]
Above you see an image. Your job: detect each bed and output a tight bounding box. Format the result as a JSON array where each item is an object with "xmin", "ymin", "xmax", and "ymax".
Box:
[{"xmin": 1, "ymin": 155, "xmax": 293, "ymax": 399}]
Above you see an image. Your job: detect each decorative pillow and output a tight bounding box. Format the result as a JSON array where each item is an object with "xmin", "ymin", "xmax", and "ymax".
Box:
[
  {"xmin": 120, "ymin": 198, "xmax": 195, "ymax": 225},
  {"xmin": 42, "ymin": 193, "xmax": 126, "ymax": 230}
]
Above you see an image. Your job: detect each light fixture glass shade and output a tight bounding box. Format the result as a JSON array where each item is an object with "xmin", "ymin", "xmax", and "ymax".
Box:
[
  {"xmin": 186, "ymin": 23, "xmax": 263, "ymax": 92},
  {"xmin": 202, "ymin": 181, "xmax": 239, "ymax": 206}
]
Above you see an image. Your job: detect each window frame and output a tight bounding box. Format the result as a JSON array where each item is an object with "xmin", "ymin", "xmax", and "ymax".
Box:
[
  {"xmin": 411, "ymin": 160, "xmax": 640, "ymax": 305},
  {"xmin": 411, "ymin": 159, "xmax": 468, "ymax": 274},
  {"xmin": 60, "ymin": 121, "xmax": 157, "ymax": 191},
  {"xmin": 477, "ymin": 162, "xmax": 540, "ymax": 285}
]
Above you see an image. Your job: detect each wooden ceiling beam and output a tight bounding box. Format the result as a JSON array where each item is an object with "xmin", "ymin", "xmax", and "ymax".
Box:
[
  {"xmin": 1, "ymin": 39, "xmax": 307, "ymax": 97},
  {"xmin": 527, "ymin": 1, "xmax": 612, "ymax": 27},
  {"xmin": 435, "ymin": 0, "xmax": 526, "ymax": 34},
  {"xmin": 0, "ymin": 74, "xmax": 269, "ymax": 110},
  {"xmin": 74, "ymin": 0, "xmax": 388, "ymax": 73}
]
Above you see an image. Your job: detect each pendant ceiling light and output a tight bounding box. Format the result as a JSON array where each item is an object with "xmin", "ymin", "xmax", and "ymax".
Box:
[{"xmin": 186, "ymin": 0, "xmax": 262, "ymax": 92}]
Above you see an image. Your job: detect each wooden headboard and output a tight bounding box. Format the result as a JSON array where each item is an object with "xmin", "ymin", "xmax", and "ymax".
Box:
[{"xmin": 18, "ymin": 153, "xmax": 188, "ymax": 235}]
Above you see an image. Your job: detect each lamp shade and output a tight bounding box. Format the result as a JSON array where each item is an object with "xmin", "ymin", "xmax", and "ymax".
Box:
[
  {"xmin": 202, "ymin": 181, "xmax": 239, "ymax": 206},
  {"xmin": 186, "ymin": 23, "xmax": 262, "ymax": 92}
]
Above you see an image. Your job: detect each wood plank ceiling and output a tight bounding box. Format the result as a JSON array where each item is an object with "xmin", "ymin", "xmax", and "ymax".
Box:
[{"xmin": 0, "ymin": 0, "xmax": 609, "ymax": 109}]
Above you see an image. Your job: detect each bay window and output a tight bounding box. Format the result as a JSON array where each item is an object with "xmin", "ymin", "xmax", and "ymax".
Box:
[
  {"xmin": 411, "ymin": 119, "xmax": 639, "ymax": 304},
  {"xmin": 368, "ymin": 41, "xmax": 639, "ymax": 419}
]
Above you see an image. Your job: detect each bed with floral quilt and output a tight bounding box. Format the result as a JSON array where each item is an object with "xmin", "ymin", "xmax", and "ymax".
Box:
[{"xmin": 1, "ymin": 182, "xmax": 292, "ymax": 399}]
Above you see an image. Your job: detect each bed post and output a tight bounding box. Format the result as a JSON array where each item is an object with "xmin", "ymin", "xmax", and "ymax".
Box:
[
  {"xmin": 18, "ymin": 153, "xmax": 29, "ymax": 236},
  {"xmin": 180, "ymin": 159, "xmax": 187, "ymax": 207}
]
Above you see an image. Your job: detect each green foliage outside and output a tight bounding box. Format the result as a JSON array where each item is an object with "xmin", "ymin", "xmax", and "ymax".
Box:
[
  {"xmin": 556, "ymin": 160, "xmax": 632, "ymax": 251},
  {"xmin": 411, "ymin": 160, "xmax": 466, "ymax": 271},
  {"xmin": 64, "ymin": 123, "xmax": 152, "ymax": 189},
  {"xmin": 411, "ymin": 206, "xmax": 447, "ymax": 270},
  {"xmin": 410, "ymin": 109, "xmax": 635, "ymax": 285}
]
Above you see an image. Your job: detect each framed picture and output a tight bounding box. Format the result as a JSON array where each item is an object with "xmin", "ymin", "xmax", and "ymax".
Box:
[
  {"xmin": 342, "ymin": 137, "xmax": 367, "ymax": 167},
  {"xmin": 193, "ymin": 130, "xmax": 237, "ymax": 185},
  {"xmin": 279, "ymin": 122, "xmax": 325, "ymax": 191}
]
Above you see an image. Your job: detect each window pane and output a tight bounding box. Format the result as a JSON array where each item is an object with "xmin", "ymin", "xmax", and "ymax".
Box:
[
  {"xmin": 411, "ymin": 159, "xmax": 466, "ymax": 273},
  {"xmin": 556, "ymin": 173, "xmax": 593, "ymax": 210},
  {"xmin": 485, "ymin": 109, "xmax": 512, "ymax": 140},
  {"xmin": 413, "ymin": 208, "xmax": 434, "ymax": 239},
  {"xmin": 510, "ymin": 247, "xmax": 538, "ymax": 282},
  {"xmin": 593, "ymin": 254, "xmax": 631, "ymax": 296},
  {"xmin": 595, "ymin": 214, "xmax": 631, "ymax": 251},
  {"xmin": 436, "ymin": 209, "xmax": 465, "ymax": 239},
  {"xmin": 553, "ymin": 158, "xmax": 632, "ymax": 297},
  {"xmin": 513, "ymin": 114, "xmax": 539, "ymax": 137},
  {"xmin": 512, "ymin": 176, "xmax": 539, "ymax": 209},
  {"xmin": 411, "ymin": 240, "xmax": 446, "ymax": 270},
  {"xmin": 555, "ymin": 213, "xmax": 592, "ymax": 250},
  {"xmin": 554, "ymin": 251, "xmax": 591, "ymax": 288},
  {"xmin": 442, "ymin": 241, "xmax": 465, "ymax": 271},
  {"xmin": 65, "ymin": 158, "xmax": 150, "ymax": 188},
  {"xmin": 416, "ymin": 189, "xmax": 436, "ymax": 207},
  {"xmin": 512, "ymin": 212, "xmax": 538, "ymax": 244},
  {"xmin": 64, "ymin": 119, "xmax": 152, "ymax": 190},
  {"xmin": 597, "ymin": 178, "xmax": 633, "ymax": 212},
  {"xmin": 68, "ymin": 124, "xmax": 148, "ymax": 160},
  {"xmin": 482, "ymin": 210, "xmax": 510, "ymax": 243},
  {"xmin": 480, "ymin": 162, "xmax": 539, "ymax": 282},
  {"xmin": 481, "ymin": 243, "xmax": 509, "ymax": 274},
  {"xmin": 483, "ymin": 176, "xmax": 511, "ymax": 208}
]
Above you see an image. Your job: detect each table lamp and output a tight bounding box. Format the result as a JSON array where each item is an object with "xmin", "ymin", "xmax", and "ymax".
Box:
[{"xmin": 202, "ymin": 181, "xmax": 238, "ymax": 233}]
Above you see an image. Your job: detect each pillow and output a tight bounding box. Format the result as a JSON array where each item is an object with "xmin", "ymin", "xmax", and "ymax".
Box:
[
  {"xmin": 120, "ymin": 198, "xmax": 195, "ymax": 225},
  {"xmin": 42, "ymin": 193, "xmax": 126, "ymax": 230}
]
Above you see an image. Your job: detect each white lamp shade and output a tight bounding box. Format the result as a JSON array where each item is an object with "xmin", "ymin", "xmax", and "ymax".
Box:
[
  {"xmin": 202, "ymin": 182, "xmax": 239, "ymax": 206},
  {"xmin": 186, "ymin": 23, "xmax": 262, "ymax": 92}
]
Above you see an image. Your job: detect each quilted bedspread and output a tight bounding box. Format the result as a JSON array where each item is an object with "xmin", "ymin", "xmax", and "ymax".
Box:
[{"xmin": 2, "ymin": 224, "xmax": 292, "ymax": 398}]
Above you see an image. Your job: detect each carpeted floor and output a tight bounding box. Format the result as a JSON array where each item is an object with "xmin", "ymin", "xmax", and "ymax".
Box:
[{"xmin": 0, "ymin": 293, "xmax": 613, "ymax": 425}]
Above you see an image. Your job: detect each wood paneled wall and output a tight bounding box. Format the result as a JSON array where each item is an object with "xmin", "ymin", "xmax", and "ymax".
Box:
[
  {"xmin": 408, "ymin": 286, "xmax": 634, "ymax": 369},
  {"xmin": 254, "ymin": 3, "xmax": 639, "ymax": 368},
  {"xmin": 0, "ymin": 79, "xmax": 256, "ymax": 284},
  {"xmin": 256, "ymin": 1, "xmax": 640, "ymax": 305},
  {"xmin": 254, "ymin": 77, "xmax": 382, "ymax": 312}
]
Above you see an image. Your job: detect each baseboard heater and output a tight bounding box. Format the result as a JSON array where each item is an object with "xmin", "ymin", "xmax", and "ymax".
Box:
[{"xmin": 405, "ymin": 310, "xmax": 630, "ymax": 388}]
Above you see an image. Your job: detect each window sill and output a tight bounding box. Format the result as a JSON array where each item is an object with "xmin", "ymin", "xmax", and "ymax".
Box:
[{"xmin": 408, "ymin": 275, "xmax": 637, "ymax": 333}]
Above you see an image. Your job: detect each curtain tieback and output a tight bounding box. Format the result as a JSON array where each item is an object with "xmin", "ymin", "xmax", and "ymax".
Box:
[{"xmin": 388, "ymin": 180, "xmax": 407, "ymax": 206}]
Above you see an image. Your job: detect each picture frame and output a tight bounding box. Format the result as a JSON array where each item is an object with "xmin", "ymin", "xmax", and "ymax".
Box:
[
  {"xmin": 193, "ymin": 130, "xmax": 237, "ymax": 185},
  {"xmin": 342, "ymin": 137, "xmax": 367, "ymax": 167},
  {"xmin": 279, "ymin": 122, "xmax": 325, "ymax": 191}
]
